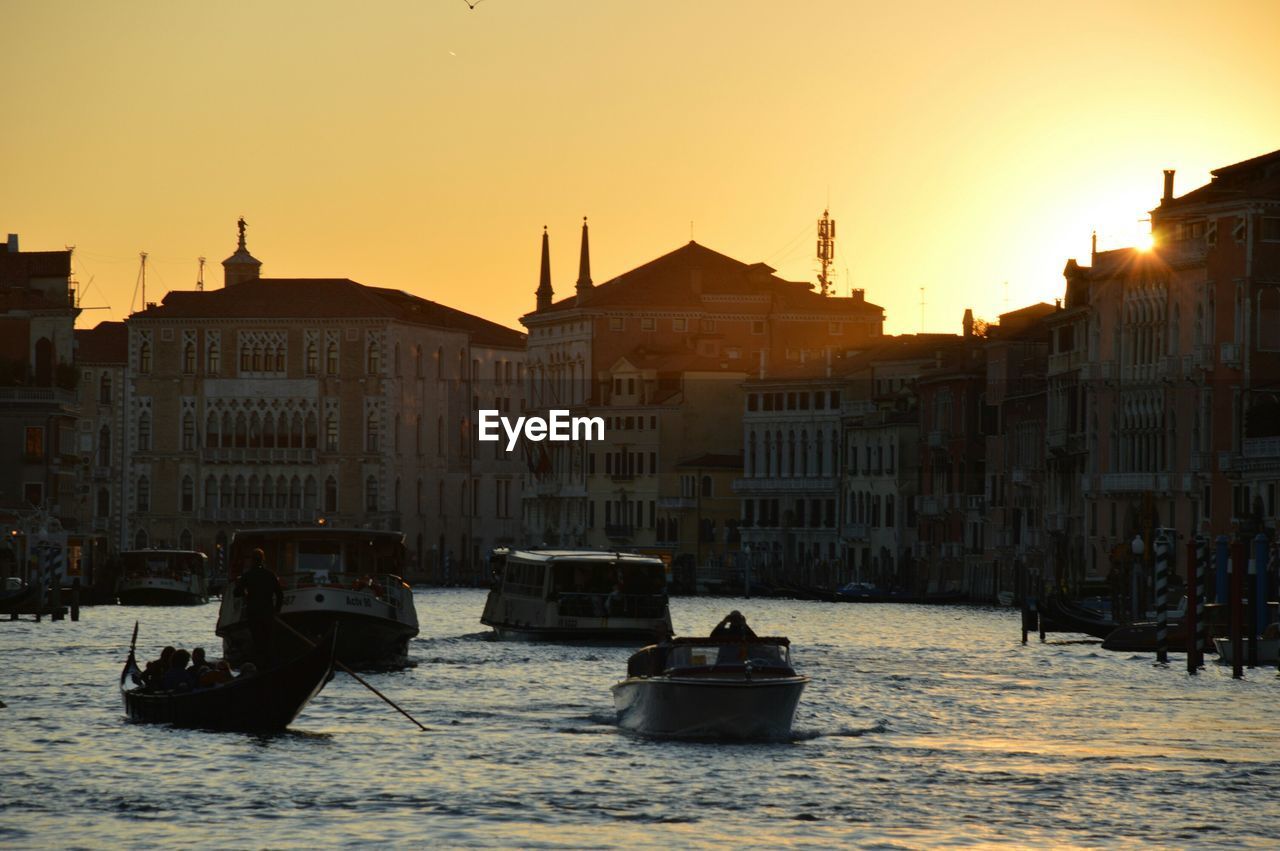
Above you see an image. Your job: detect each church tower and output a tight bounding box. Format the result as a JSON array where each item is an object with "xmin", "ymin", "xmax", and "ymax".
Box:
[
  {"xmin": 222, "ymin": 217, "xmax": 262, "ymax": 287},
  {"xmin": 535, "ymin": 226, "xmax": 553, "ymax": 311}
]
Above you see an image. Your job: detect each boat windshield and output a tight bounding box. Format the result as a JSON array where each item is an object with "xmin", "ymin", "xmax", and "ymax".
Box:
[
  {"xmin": 122, "ymin": 552, "xmax": 205, "ymax": 579},
  {"xmin": 546, "ymin": 558, "xmax": 667, "ymax": 618},
  {"xmin": 666, "ymin": 642, "xmax": 791, "ymax": 670}
]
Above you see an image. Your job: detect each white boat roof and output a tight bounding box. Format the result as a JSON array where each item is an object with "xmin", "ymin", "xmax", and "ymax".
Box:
[{"xmin": 501, "ymin": 549, "xmax": 663, "ymax": 565}]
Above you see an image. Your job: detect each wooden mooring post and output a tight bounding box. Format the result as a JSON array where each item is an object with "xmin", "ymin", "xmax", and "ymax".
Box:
[
  {"xmin": 70, "ymin": 577, "xmax": 80, "ymax": 622},
  {"xmin": 1185, "ymin": 538, "xmax": 1201, "ymax": 673},
  {"xmin": 1230, "ymin": 541, "xmax": 1244, "ymax": 679}
]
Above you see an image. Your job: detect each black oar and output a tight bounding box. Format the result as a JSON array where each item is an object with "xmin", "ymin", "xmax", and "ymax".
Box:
[{"xmin": 274, "ymin": 616, "xmax": 427, "ymax": 732}]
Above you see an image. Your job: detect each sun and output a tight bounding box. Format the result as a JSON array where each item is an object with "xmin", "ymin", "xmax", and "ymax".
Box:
[{"xmin": 1135, "ymin": 231, "xmax": 1155, "ymax": 252}]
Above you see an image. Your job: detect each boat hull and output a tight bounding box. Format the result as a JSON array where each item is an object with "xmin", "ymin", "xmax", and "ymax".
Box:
[
  {"xmin": 1212, "ymin": 636, "xmax": 1280, "ymax": 665},
  {"xmin": 117, "ymin": 578, "xmax": 206, "ymax": 607},
  {"xmin": 611, "ymin": 676, "xmax": 807, "ymax": 740},
  {"xmin": 216, "ymin": 588, "xmax": 418, "ymax": 669},
  {"xmin": 487, "ymin": 620, "xmax": 670, "ymax": 643},
  {"xmin": 121, "ymin": 633, "xmax": 335, "ymax": 731}
]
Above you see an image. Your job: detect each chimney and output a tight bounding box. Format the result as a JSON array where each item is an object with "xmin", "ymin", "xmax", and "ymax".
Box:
[
  {"xmin": 535, "ymin": 226, "xmax": 553, "ymax": 312},
  {"xmin": 1162, "ymin": 169, "xmax": 1175, "ymax": 203},
  {"xmin": 5, "ymin": 233, "xmax": 18, "ymax": 253},
  {"xmin": 851, "ymin": 288, "xmax": 865, "ymax": 303},
  {"xmin": 1091, "ymin": 229, "xmax": 1097, "ymax": 262},
  {"xmin": 963, "ymin": 308, "xmax": 974, "ymax": 338}
]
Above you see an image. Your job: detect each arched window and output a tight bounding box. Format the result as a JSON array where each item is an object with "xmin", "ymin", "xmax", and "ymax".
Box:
[
  {"xmin": 416, "ymin": 478, "xmax": 423, "ymax": 514},
  {"xmin": 248, "ymin": 412, "xmax": 261, "ymax": 448},
  {"xmin": 365, "ymin": 476, "xmax": 379, "ymax": 512},
  {"xmin": 183, "ymin": 341, "xmax": 196, "ymax": 374},
  {"xmin": 305, "ymin": 341, "xmax": 318, "ymax": 374},
  {"xmin": 325, "ymin": 411, "xmax": 338, "ymax": 452},
  {"xmin": 138, "ymin": 341, "xmax": 151, "ymax": 373},
  {"xmin": 98, "ymin": 425, "xmax": 111, "ymax": 466},
  {"xmin": 326, "ymin": 341, "xmax": 339, "ymax": 374},
  {"xmin": 1259, "ymin": 288, "xmax": 1280, "ymax": 351},
  {"xmin": 700, "ymin": 475, "xmax": 713, "ymax": 498},
  {"xmin": 206, "ymin": 412, "xmax": 219, "ymax": 448},
  {"xmin": 289, "ymin": 476, "xmax": 302, "ymax": 510},
  {"xmin": 234, "ymin": 475, "xmax": 246, "ymax": 509},
  {"xmin": 235, "ymin": 412, "xmax": 248, "ymax": 448},
  {"xmin": 274, "ymin": 345, "xmax": 285, "ymax": 372},
  {"xmin": 262, "ymin": 475, "xmax": 274, "ymax": 509},
  {"xmin": 221, "ymin": 412, "xmax": 233, "ymax": 447},
  {"xmin": 304, "ymin": 476, "xmax": 317, "ymax": 511},
  {"xmin": 99, "ymin": 372, "xmax": 112, "ymax": 404},
  {"xmin": 239, "ymin": 342, "xmax": 251, "ymax": 372},
  {"xmin": 135, "ymin": 529, "xmax": 148, "ymax": 549},
  {"xmin": 247, "ymin": 475, "xmax": 260, "ymax": 509},
  {"xmin": 262, "ymin": 413, "xmax": 275, "ymax": 448},
  {"xmin": 291, "ymin": 412, "xmax": 303, "ymax": 448},
  {"xmin": 204, "ymin": 476, "xmax": 217, "ymax": 510},
  {"xmin": 415, "ymin": 345, "xmax": 423, "ymax": 377},
  {"xmin": 367, "ymin": 340, "xmax": 381, "ymax": 375},
  {"xmin": 276, "ymin": 475, "xmax": 288, "ymax": 509},
  {"xmin": 366, "ymin": 411, "xmax": 380, "ymax": 453},
  {"xmin": 251, "ymin": 345, "xmax": 263, "ymax": 372},
  {"xmin": 436, "ymin": 346, "xmax": 444, "ymax": 379},
  {"xmin": 437, "ymin": 415, "xmax": 444, "ymax": 456},
  {"xmin": 137, "ymin": 412, "xmax": 151, "ymax": 451},
  {"xmin": 324, "ymin": 476, "xmax": 338, "ymax": 513},
  {"xmin": 136, "ymin": 475, "xmax": 150, "ymax": 512},
  {"xmin": 394, "ymin": 477, "xmax": 401, "ymax": 512},
  {"xmin": 181, "ymin": 475, "xmax": 194, "ymax": 512},
  {"xmin": 207, "ymin": 341, "xmax": 221, "ymax": 375},
  {"xmin": 182, "ymin": 412, "xmax": 195, "ymax": 450},
  {"xmin": 96, "ymin": 487, "xmax": 110, "ymax": 518},
  {"xmin": 305, "ymin": 412, "xmax": 318, "ymax": 449}
]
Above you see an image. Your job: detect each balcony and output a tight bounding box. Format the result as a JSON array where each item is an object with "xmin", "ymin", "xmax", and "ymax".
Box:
[
  {"xmin": 1156, "ymin": 473, "xmax": 1172, "ymax": 495},
  {"xmin": 1047, "ymin": 349, "xmax": 1085, "ymax": 376},
  {"xmin": 200, "ymin": 447, "xmax": 318, "ymax": 464},
  {"xmin": 198, "ymin": 507, "xmax": 317, "ymax": 524},
  {"xmin": 610, "ymin": 473, "xmax": 637, "ymax": 482},
  {"xmin": 1241, "ymin": 437, "xmax": 1280, "ymax": 472},
  {"xmin": 731, "ymin": 476, "xmax": 837, "ymax": 493},
  {"xmin": 1160, "ymin": 355, "xmax": 1183, "ymax": 381},
  {"xmin": 1218, "ymin": 451, "xmax": 1239, "ymax": 473},
  {"xmin": 1080, "ymin": 474, "xmax": 1095, "ymax": 495},
  {"xmin": 604, "ymin": 524, "xmax": 634, "ymax": 540},
  {"xmin": 918, "ymin": 496, "xmax": 942, "ymax": 516},
  {"xmin": 657, "ymin": 497, "xmax": 696, "ymax": 510},
  {"xmin": 0, "ymin": 386, "xmax": 78, "ymax": 408},
  {"xmin": 1047, "ymin": 427, "xmax": 1067, "ymax": 450},
  {"xmin": 1189, "ymin": 451, "xmax": 1207, "ymax": 473},
  {"xmin": 846, "ymin": 523, "xmax": 869, "ymax": 542},
  {"xmin": 1101, "ymin": 472, "xmax": 1156, "ymax": 493},
  {"xmin": 1083, "ymin": 361, "xmax": 1115, "ymax": 383}
]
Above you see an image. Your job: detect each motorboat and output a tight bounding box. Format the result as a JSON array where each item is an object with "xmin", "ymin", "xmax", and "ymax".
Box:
[
  {"xmin": 121, "ymin": 626, "xmax": 336, "ymax": 731},
  {"xmin": 116, "ymin": 550, "xmax": 209, "ymax": 606},
  {"xmin": 481, "ymin": 549, "xmax": 672, "ymax": 642},
  {"xmin": 611, "ymin": 635, "xmax": 807, "ymax": 740},
  {"xmin": 1212, "ymin": 636, "xmax": 1280, "ymax": 665},
  {"xmin": 216, "ymin": 527, "xmax": 418, "ymax": 669},
  {"xmin": 1039, "ymin": 594, "xmax": 1117, "ymax": 640}
]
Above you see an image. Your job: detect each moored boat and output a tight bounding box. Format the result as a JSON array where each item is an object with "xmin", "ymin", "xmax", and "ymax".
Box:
[
  {"xmin": 1212, "ymin": 636, "xmax": 1280, "ymax": 665},
  {"xmin": 215, "ymin": 527, "xmax": 419, "ymax": 669},
  {"xmin": 481, "ymin": 549, "xmax": 672, "ymax": 642},
  {"xmin": 116, "ymin": 550, "xmax": 209, "ymax": 606},
  {"xmin": 612, "ymin": 635, "xmax": 807, "ymax": 740},
  {"xmin": 121, "ymin": 629, "xmax": 336, "ymax": 731},
  {"xmin": 0, "ymin": 577, "xmax": 39, "ymax": 614}
]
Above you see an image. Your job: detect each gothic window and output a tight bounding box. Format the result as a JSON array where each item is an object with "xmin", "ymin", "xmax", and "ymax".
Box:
[
  {"xmin": 182, "ymin": 412, "xmax": 195, "ymax": 450},
  {"xmin": 306, "ymin": 341, "xmax": 318, "ymax": 374},
  {"xmin": 325, "ymin": 412, "xmax": 338, "ymax": 452},
  {"xmin": 136, "ymin": 476, "xmax": 150, "ymax": 512},
  {"xmin": 137, "ymin": 412, "xmax": 151, "ymax": 451},
  {"xmin": 366, "ymin": 476, "xmax": 379, "ymax": 512},
  {"xmin": 208, "ymin": 341, "xmax": 221, "ymax": 375},
  {"xmin": 324, "ymin": 476, "xmax": 338, "ymax": 513},
  {"xmin": 206, "ymin": 413, "xmax": 219, "ymax": 448},
  {"xmin": 326, "ymin": 341, "xmax": 338, "ymax": 374},
  {"xmin": 183, "ymin": 341, "xmax": 196, "ymax": 374},
  {"xmin": 367, "ymin": 340, "xmax": 381, "ymax": 375},
  {"xmin": 304, "ymin": 476, "xmax": 317, "ymax": 512},
  {"xmin": 181, "ymin": 476, "xmax": 194, "ymax": 512},
  {"xmin": 98, "ymin": 425, "xmax": 111, "ymax": 466},
  {"xmin": 138, "ymin": 342, "xmax": 151, "ymax": 373},
  {"xmin": 204, "ymin": 476, "xmax": 217, "ymax": 510},
  {"xmin": 99, "ymin": 372, "xmax": 112, "ymax": 404},
  {"xmin": 305, "ymin": 412, "xmax": 317, "ymax": 449},
  {"xmin": 366, "ymin": 411, "xmax": 380, "ymax": 452}
]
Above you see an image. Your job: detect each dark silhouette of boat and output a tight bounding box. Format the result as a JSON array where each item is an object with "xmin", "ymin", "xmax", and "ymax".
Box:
[
  {"xmin": 120, "ymin": 629, "xmax": 336, "ymax": 731},
  {"xmin": 0, "ymin": 579, "xmax": 39, "ymax": 614},
  {"xmin": 1039, "ymin": 595, "xmax": 1117, "ymax": 640}
]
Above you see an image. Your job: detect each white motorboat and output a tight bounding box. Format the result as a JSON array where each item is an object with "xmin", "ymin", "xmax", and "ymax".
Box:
[
  {"xmin": 611, "ymin": 636, "xmax": 807, "ymax": 740},
  {"xmin": 116, "ymin": 550, "xmax": 209, "ymax": 606},
  {"xmin": 1212, "ymin": 636, "xmax": 1280, "ymax": 665},
  {"xmin": 216, "ymin": 527, "xmax": 419, "ymax": 669},
  {"xmin": 481, "ymin": 549, "xmax": 672, "ymax": 642}
]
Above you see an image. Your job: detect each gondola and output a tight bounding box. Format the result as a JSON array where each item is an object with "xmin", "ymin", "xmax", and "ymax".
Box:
[
  {"xmin": 120, "ymin": 625, "xmax": 337, "ymax": 732},
  {"xmin": 0, "ymin": 579, "xmax": 38, "ymax": 614},
  {"xmin": 1039, "ymin": 594, "xmax": 1117, "ymax": 640}
]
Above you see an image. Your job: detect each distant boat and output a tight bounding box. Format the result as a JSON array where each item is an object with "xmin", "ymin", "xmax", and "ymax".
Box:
[
  {"xmin": 116, "ymin": 550, "xmax": 209, "ymax": 606},
  {"xmin": 612, "ymin": 635, "xmax": 807, "ymax": 740},
  {"xmin": 0, "ymin": 577, "xmax": 38, "ymax": 614},
  {"xmin": 996, "ymin": 591, "xmax": 1015, "ymax": 607},
  {"xmin": 480, "ymin": 549, "xmax": 672, "ymax": 642}
]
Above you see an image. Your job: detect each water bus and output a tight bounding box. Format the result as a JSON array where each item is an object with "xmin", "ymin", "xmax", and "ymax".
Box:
[
  {"xmin": 215, "ymin": 527, "xmax": 419, "ymax": 668},
  {"xmin": 116, "ymin": 550, "xmax": 209, "ymax": 606},
  {"xmin": 480, "ymin": 549, "xmax": 673, "ymax": 641}
]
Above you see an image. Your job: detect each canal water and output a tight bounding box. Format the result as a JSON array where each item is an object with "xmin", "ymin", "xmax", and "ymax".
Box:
[{"xmin": 2, "ymin": 591, "xmax": 1277, "ymax": 848}]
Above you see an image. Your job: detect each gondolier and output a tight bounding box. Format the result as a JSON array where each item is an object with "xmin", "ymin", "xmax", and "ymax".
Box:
[{"xmin": 234, "ymin": 548, "xmax": 284, "ymax": 663}]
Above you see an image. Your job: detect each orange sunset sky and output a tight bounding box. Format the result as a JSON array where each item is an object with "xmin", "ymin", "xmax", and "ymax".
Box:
[{"xmin": 3, "ymin": 1, "xmax": 1278, "ymax": 335}]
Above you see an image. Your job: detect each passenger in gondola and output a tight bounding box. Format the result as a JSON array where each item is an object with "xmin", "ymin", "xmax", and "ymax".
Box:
[
  {"xmin": 141, "ymin": 646, "xmax": 176, "ymax": 689},
  {"xmin": 710, "ymin": 610, "xmax": 758, "ymax": 640},
  {"xmin": 198, "ymin": 660, "xmax": 234, "ymax": 687},
  {"xmin": 190, "ymin": 647, "xmax": 209, "ymax": 672},
  {"xmin": 234, "ymin": 548, "xmax": 284, "ymax": 664},
  {"xmin": 157, "ymin": 649, "xmax": 195, "ymax": 691}
]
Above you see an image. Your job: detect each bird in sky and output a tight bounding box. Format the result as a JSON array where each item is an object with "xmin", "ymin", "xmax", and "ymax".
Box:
[{"xmin": 462, "ymin": 0, "xmax": 484, "ymax": 8}]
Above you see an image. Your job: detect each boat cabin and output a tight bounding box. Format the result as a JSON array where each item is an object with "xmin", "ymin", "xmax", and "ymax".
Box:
[
  {"xmin": 228, "ymin": 528, "xmax": 406, "ymax": 596},
  {"xmin": 626, "ymin": 637, "xmax": 795, "ymax": 679},
  {"xmin": 121, "ymin": 550, "xmax": 208, "ymax": 582}
]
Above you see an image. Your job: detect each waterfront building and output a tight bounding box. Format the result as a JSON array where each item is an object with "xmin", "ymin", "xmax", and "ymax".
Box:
[
  {"xmin": 0, "ymin": 235, "xmax": 80, "ymax": 583},
  {"xmin": 981, "ymin": 304, "xmax": 1054, "ymax": 600},
  {"xmin": 521, "ymin": 221, "xmax": 884, "ymax": 567},
  {"xmin": 123, "ymin": 222, "xmax": 525, "ymax": 581}
]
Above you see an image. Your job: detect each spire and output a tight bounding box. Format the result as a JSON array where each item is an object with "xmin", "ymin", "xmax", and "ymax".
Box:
[
  {"xmin": 575, "ymin": 216, "xmax": 592, "ymax": 300},
  {"xmin": 222, "ymin": 216, "xmax": 261, "ymax": 288},
  {"xmin": 535, "ymin": 226, "xmax": 554, "ymax": 312}
]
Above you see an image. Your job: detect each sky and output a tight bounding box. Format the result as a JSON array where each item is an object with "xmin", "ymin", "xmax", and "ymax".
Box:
[{"xmin": 3, "ymin": 1, "xmax": 1279, "ymax": 335}]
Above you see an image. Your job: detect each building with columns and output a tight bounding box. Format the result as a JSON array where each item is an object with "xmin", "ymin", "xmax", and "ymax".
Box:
[{"xmin": 122, "ymin": 221, "xmax": 525, "ymax": 581}]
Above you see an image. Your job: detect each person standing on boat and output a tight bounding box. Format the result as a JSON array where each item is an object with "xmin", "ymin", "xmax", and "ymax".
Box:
[
  {"xmin": 234, "ymin": 548, "xmax": 284, "ymax": 664},
  {"xmin": 710, "ymin": 610, "xmax": 757, "ymax": 639}
]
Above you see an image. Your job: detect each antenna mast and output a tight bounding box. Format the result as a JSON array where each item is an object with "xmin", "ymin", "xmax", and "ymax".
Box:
[
  {"xmin": 919, "ymin": 287, "xmax": 926, "ymax": 333},
  {"xmin": 139, "ymin": 252, "xmax": 148, "ymax": 311},
  {"xmin": 197, "ymin": 256, "xmax": 206, "ymax": 291},
  {"xmin": 816, "ymin": 209, "xmax": 835, "ymax": 296}
]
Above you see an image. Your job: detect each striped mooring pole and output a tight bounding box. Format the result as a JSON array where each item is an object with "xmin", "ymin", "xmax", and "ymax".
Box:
[
  {"xmin": 1196, "ymin": 534, "xmax": 1209, "ymax": 669},
  {"xmin": 1186, "ymin": 536, "xmax": 1205, "ymax": 673},
  {"xmin": 1154, "ymin": 533, "xmax": 1170, "ymax": 664}
]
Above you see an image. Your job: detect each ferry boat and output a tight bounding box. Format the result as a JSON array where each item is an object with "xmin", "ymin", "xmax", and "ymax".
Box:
[
  {"xmin": 612, "ymin": 635, "xmax": 808, "ymax": 740},
  {"xmin": 215, "ymin": 527, "xmax": 419, "ymax": 668},
  {"xmin": 116, "ymin": 550, "xmax": 209, "ymax": 606},
  {"xmin": 480, "ymin": 549, "xmax": 673, "ymax": 641}
]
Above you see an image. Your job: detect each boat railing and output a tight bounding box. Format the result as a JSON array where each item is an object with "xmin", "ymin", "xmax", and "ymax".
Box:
[{"xmin": 555, "ymin": 592, "xmax": 668, "ymax": 620}]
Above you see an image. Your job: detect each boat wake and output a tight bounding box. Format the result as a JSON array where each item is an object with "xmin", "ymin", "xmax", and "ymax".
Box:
[{"xmin": 790, "ymin": 721, "xmax": 887, "ymax": 741}]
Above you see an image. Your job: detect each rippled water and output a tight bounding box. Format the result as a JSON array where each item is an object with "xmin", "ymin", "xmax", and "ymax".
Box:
[{"xmin": 2, "ymin": 591, "xmax": 1278, "ymax": 848}]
